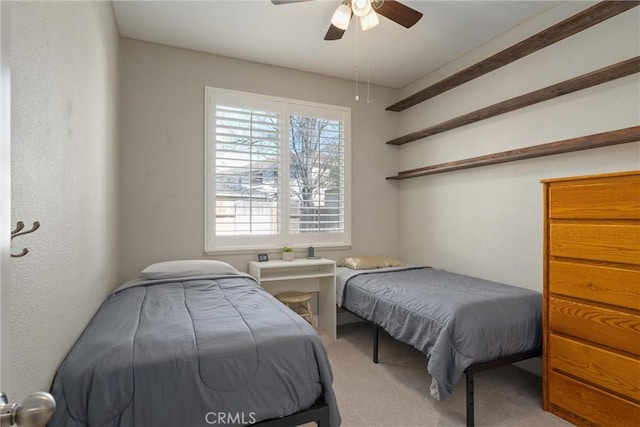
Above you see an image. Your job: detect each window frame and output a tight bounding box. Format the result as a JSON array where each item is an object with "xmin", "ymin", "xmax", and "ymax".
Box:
[{"xmin": 204, "ymin": 87, "xmax": 352, "ymax": 254}]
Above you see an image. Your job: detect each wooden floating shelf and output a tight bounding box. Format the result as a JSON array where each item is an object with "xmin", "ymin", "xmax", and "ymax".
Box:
[
  {"xmin": 386, "ymin": 57, "xmax": 640, "ymax": 146},
  {"xmin": 386, "ymin": 126, "xmax": 640, "ymax": 180},
  {"xmin": 386, "ymin": 1, "xmax": 639, "ymax": 112}
]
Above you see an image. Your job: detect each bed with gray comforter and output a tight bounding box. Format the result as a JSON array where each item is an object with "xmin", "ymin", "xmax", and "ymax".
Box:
[
  {"xmin": 49, "ymin": 274, "xmax": 340, "ymax": 427},
  {"xmin": 336, "ymin": 266, "xmax": 541, "ymax": 400}
]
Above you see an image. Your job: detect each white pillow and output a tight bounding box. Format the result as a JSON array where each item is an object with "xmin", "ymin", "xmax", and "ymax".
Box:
[{"xmin": 141, "ymin": 260, "xmax": 240, "ymax": 280}]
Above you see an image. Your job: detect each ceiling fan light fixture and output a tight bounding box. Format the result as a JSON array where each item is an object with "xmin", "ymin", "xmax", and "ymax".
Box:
[
  {"xmin": 331, "ymin": 3, "xmax": 352, "ymax": 30},
  {"xmin": 351, "ymin": 0, "xmax": 372, "ymax": 17},
  {"xmin": 360, "ymin": 9, "xmax": 379, "ymax": 31}
]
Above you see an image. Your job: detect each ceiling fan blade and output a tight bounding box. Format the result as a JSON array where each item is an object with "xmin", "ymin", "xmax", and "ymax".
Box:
[
  {"xmin": 375, "ymin": 0, "xmax": 423, "ymax": 28},
  {"xmin": 271, "ymin": 0, "xmax": 314, "ymax": 4},
  {"xmin": 324, "ymin": 24, "xmax": 347, "ymax": 41}
]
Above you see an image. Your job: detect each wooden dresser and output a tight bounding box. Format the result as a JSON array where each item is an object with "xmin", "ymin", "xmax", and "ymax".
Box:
[{"xmin": 542, "ymin": 171, "xmax": 640, "ymax": 426}]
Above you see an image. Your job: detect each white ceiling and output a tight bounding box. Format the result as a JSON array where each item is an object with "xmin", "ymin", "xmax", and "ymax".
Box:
[{"xmin": 112, "ymin": 0, "xmax": 562, "ymax": 89}]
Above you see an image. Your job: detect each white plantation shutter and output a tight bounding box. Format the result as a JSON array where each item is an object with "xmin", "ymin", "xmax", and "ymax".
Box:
[
  {"xmin": 288, "ymin": 114, "xmax": 345, "ymax": 235},
  {"xmin": 215, "ymin": 105, "xmax": 280, "ymax": 236},
  {"xmin": 206, "ymin": 88, "xmax": 350, "ymax": 252}
]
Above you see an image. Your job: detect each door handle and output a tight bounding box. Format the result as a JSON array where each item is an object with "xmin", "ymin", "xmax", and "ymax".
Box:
[{"xmin": 0, "ymin": 392, "xmax": 55, "ymax": 427}]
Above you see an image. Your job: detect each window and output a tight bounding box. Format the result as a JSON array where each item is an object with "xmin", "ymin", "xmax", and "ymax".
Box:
[{"xmin": 205, "ymin": 88, "xmax": 351, "ymax": 252}]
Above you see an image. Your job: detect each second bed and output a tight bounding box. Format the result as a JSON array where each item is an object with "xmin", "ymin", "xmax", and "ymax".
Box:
[{"xmin": 336, "ymin": 262, "xmax": 542, "ymax": 426}]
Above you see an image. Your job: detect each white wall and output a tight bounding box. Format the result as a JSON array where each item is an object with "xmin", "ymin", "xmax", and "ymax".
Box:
[
  {"xmin": 9, "ymin": 1, "xmax": 119, "ymax": 400},
  {"xmin": 395, "ymin": 2, "xmax": 640, "ymax": 292},
  {"xmin": 118, "ymin": 39, "xmax": 400, "ymax": 281}
]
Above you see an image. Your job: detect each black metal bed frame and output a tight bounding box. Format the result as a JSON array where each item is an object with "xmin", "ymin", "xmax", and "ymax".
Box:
[
  {"xmin": 253, "ymin": 315, "xmax": 541, "ymax": 427},
  {"xmin": 252, "ymin": 398, "xmax": 329, "ymax": 427},
  {"xmin": 372, "ymin": 322, "xmax": 541, "ymax": 427}
]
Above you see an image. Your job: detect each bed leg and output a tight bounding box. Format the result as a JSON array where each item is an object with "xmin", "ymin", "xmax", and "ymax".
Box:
[
  {"xmin": 466, "ymin": 369, "xmax": 474, "ymax": 427},
  {"xmin": 315, "ymin": 408, "xmax": 329, "ymax": 427},
  {"xmin": 373, "ymin": 323, "xmax": 379, "ymax": 364}
]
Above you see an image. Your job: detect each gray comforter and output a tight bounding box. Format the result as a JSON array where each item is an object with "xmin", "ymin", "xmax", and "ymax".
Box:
[
  {"xmin": 49, "ymin": 275, "xmax": 340, "ymax": 427},
  {"xmin": 336, "ymin": 266, "xmax": 541, "ymax": 400}
]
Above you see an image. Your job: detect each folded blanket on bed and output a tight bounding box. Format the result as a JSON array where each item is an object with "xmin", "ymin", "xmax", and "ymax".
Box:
[
  {"xmin": 337, "ymin": 266, "xmax": 541, "ymax": 400},
  {"xmin": 49, "ymin": 275, "xmax": 340, "ymax": 427}
]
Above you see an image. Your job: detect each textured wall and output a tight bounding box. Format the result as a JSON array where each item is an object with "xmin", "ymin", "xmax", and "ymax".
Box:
[
  {"xmin": 395, "ymin": 2, "xmax": 640, "ymax": 292},
  {"xmin": 118, "ymin": 39, "xmax": 400, "ymax": 281},
  {"xmin": 9, "ymin": 1, "xmax": 119, "ymax": 400}
]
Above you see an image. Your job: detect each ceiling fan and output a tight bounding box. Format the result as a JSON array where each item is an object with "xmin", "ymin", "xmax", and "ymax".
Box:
[{"xmin": 271, "ymin": 0, "xmax": 423, "ymax": 41}]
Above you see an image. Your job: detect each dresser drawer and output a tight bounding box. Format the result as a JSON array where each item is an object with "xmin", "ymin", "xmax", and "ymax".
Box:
[
  {"xmin": 550, "ymin": 223, "xmax": 640, "ymax": 265},
  {"xmin": 549, "ymin": 177, "xmax": 640, "ymax": 220},
  {"xmin": 549, "ymin": 260, "xmax": 640, "ymax": 310},
  {"xmin": 548, "ymin": 297, "xmax": 640, "ymax": 356},
  {"xmin": 548, "ymin": 370, "xmax": 640, "ymax": 427},
  {"xmin": 549, "ymin": 334, "xmax": 640, "ymax": 400}
]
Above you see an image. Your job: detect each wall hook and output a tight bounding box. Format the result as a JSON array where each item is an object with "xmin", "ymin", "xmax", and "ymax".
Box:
[{"xmin": 11, "ymin": 221, "xmax": 40, "ymax": 258}]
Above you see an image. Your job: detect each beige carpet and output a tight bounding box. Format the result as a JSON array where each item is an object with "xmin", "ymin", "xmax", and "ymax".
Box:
[{"xmin": 319, "ymin": 322, "xmax": 571, "ymax": 427}]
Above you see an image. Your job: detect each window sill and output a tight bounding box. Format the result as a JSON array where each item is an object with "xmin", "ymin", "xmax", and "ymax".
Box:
[{"xmin": 205, "ymin": 243, "xmax": 352, "ymax": 256}]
